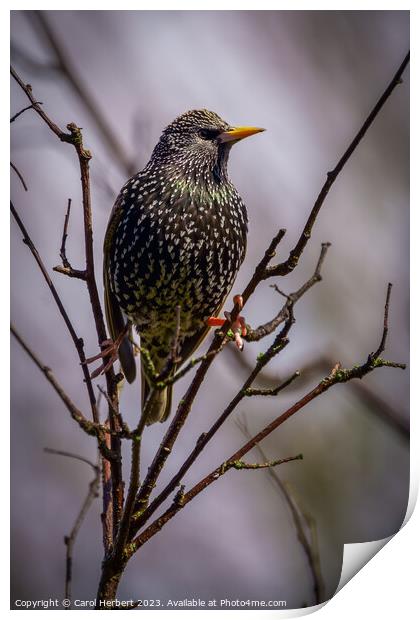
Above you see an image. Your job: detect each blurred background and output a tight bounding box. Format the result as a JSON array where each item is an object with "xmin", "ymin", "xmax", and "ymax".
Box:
[{"xmin": 11, "ymin": 10, "xmax": 409, "ymax": 609}]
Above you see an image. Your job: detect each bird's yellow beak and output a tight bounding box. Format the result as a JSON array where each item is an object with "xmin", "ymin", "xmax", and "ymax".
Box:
[{"xmin": 218, "ymin": 126, "xmax": 265, "ymax": 144}]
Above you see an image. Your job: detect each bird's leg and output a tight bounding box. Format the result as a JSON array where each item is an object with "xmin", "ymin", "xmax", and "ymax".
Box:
[
  {"xmin": 84, "ymin": 324, "xmax": 130, "ymax": 379},
  {"xmin": 207, "ymin": 294, "xmax": 247, "ymax": 351}
]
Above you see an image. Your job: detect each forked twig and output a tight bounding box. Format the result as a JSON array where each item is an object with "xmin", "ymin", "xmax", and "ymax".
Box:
[
  {"xmin": 44, "ymin": 448, "xmax": 100, "ymax": 604},
  {"xmin": 128, "ymin": 284, "xmax": 405, "ymax": 556},
  {"xmin": 10, "ymin": 101, "xmax": 42, "ymax": 123},
  {"xmin": 53, "ymin": 198, "xmax": 87, "ymax": 280}
]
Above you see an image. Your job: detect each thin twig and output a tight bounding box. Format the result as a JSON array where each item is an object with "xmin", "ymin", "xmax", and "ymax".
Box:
[
  {"xmin": 225, "ymin": 454, "xmax": 303, "ymax": 471},
  {"xmin": 235, "ymin": 416, "xmax": 325, "ymax": 605},
  {"xmin": 11, "ymin": 325, "xmax": 117, "ymax": 458},
  {"xmin": 60, "ymin": 199, "xmax": 72, "ymax": 267},
  {"xmin": 112, "ymin": 437, "xmax": 141, "ymax": 561},
  {"xmin": 10, "ymin": 162, "xmax": 28, "ymax": 191},
  {"xmin": 243, "ymin": 370, "xmax": 301, "ymax": 396},
  {"xmin": 96, "ymin": 386, "xmax": 132, "ymax": 438},
  {"xmin": 44, "ymin": 448, "xmax": 100, "ymax": 603},
  {"xmin": 10, "ymin": 201, "xmax": 98, "ymax": 422},
  {"xmin": 113, "ymin": 383, "xmax": 169, "ymax": 558},
  {"xmin": 10, "ymin": 66, "xmax": 71, "ymax": 141},
  {"xmin": 156, "ymin": 346, "xmax": 225, "ymax": 389},
  {"xmin": 10, "ymin": 101, "xmax": 42, "ymax": 123},
  {"xmin": 245, "ymin": 243, "xmax": 331, "ymax": 342},
  {"xmin": 264, "ymin": 53, "xmax": 410, "ymax": 279},
  {"xmin": 169, "ymin": 455, "xmax": 303, "ymax": 509},
  {"xmin": 66, "ymin": 119, "xmax": 124, "ymax": 536},
  {"xmin": 373, "ymin": 282, "xmax": 392, "ymax": 358},
  {"xmin": 127, "ymin": 284, "xmax": 406, "ymax": 555},
  {"xmin": 53, "ymin": 198, "xmax": 87, "ymax": 280},
  {"xmin": 226, "ymin": 350, "xmax": 409, "ymax": 439},
  {"xmin": 44, "ymin": 448, "xmax": 98, "ymax": 472}
]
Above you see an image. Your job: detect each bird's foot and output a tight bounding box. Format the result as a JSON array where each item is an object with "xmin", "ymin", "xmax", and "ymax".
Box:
[
  {"xmin": 207, "ymin": 295, "xmax": 247, "ymax": 351},
  {"xmin": 84, "ymin": 327, "xmax": 128, "ymax": 378}
]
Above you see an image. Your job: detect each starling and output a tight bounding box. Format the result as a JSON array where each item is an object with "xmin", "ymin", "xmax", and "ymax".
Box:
[{"xmin": 103, "ymin": 109, "xmax": 264, "ymax": 424}]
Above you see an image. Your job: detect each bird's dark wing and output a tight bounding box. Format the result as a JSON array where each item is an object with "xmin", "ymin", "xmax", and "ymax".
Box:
[{"xmin": 103, "ymin": 195, "xmax": 137, "ymax": 383}]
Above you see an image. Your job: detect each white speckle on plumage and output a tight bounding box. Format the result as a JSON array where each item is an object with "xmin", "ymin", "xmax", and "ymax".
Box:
[{"xmin": 107, "ymin": 108, "xmax": 252, "ymax": 393}]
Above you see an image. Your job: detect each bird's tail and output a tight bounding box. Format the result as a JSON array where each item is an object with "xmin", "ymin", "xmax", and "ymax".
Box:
[{"xmin": 141, "ymin": 365, "xmax": 174, "ymax": 425}]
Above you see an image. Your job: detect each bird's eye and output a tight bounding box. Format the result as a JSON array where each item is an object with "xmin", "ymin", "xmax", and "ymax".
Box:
[{"xmin": 198, "ymin": 128, "xmax": 219, "ymax": 140}]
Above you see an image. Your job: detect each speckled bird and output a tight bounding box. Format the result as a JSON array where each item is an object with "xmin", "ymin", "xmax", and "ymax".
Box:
[{"xmin": 103, "ymin": 109, "xmax": 264, "ymax": 424}]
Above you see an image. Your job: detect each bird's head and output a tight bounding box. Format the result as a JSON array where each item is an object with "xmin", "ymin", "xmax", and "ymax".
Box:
[{"xmin": 150, "ymin": 109, "xmax": 265, "ymax": 183}]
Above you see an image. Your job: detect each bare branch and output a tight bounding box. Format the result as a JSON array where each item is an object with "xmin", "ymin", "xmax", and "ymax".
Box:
[
  {"xmin": 127, "ymin": 284, "xmax": 406, "ymax": 556},
  {"xmin": 96, "ymin": 386, "xmax": 132, "ymax": 438},
  {"xmin": 60, "ymin": 198, "xmax": 72, "ymax": 267},
  {"xmin": 53, "ymin": 198, "xmax": 87, "ymax": 280},
  {"xmin": 112, "ymin": 437, "xmax": 141, "ymax": 561},
  {"xmin": 235, "ymin": 416, "xmax": 325, "ymax": 605},
  {"xmin": 10, "ymin": 65, "xmax": 71, "ymax": 141},
  {"xmin": 244, "ymin": 370, "xmax": 301, "ymax": 396},
  {"xmin": 10, "ymin": 200, "xmax": 99, "ymax": 422},
  {"xmin": 264, "ymin": 52, "xmax": 410, "ymax": 279},
  {"xmin": 45, "ymin": 448, "xmax": 100, "ymax": 603},
  {"xmin": 11, "ymin": 325, "xmax": 117, "ymax": 459},
  {"xmin": 130, "ymin": 301, "xmax": 298, "ymax": 535},
  {"xmin": 10, "ymin": 162, "xmax": 28, "ymax": 191},
  {"xmin": 11, "ymin": 65, "xmax": 124, "ymax": 545},
  {"xmin": 157, "ymin": 346, "xmax": 225, "ymax": 389},
  {"xmin": 53, "ymin": 265, "xmax": 87, "ymax": 280},
  {"xmin": 44, "ymin": 448, "xmax": 98, "ymax": 472},
  {"xmin": 373, "ymin": 282, "xmax": 392, "ymax": 358},
  {"xmin": 245, "ymin": 242, "xmax": 331, "ymax": 342},
  {"xmin": 10, "ymin": 101, "xmax": 42, "ymax": 123},
  {"xmin": 225, "ymin": 453, "xmax": 303, "ymax": 471}
]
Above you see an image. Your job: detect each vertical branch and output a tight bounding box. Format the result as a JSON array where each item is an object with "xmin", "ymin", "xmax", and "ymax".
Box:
[
  {"xmin": 11, "ymin": 67, "xmax": 125, "ymax": 548},
  {"xmin": 64, "ymin": 469, "xmax": 99, "ymax": 602},
  {"xmin": 60, "ymin": 198, "xmax": 72, "ymax": 268},
  {"xmin": 66, "ymin": 121, "xmax": 124, "ymax": 541},
  {"xmin": 44, "ymin": 449, "xmax": 100, "ymax": 604}
]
